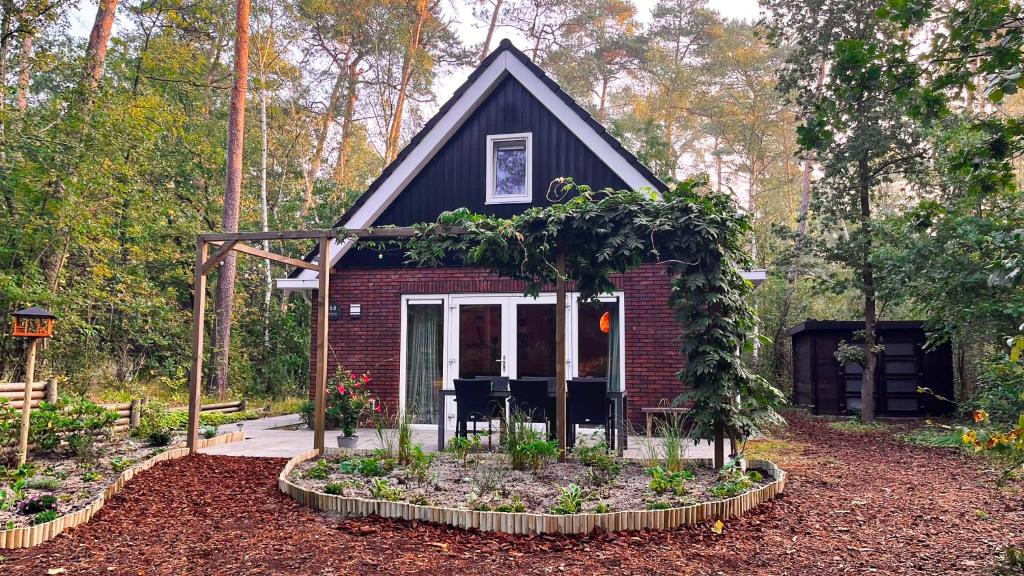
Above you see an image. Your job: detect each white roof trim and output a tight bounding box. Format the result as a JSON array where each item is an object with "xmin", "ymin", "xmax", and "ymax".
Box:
[
  {"xmin": 292, "ymin": 50, "xmax": 661, "ymax": 285},
  {"xmin": 741, "ymin": 269, "xmax": 767, "ymax": 286}
]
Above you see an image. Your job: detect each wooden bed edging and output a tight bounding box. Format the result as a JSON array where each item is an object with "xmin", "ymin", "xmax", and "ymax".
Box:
[
  {"xmin": 0, "ymin": 430, "xmax": 245, "ymax": 549},
  {"xmin": 278, "ymin": 449, "xmax": 787, "ymax": 535}
]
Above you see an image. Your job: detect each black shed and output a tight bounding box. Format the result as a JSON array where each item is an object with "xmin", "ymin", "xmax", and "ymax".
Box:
[{"xmin": 787, "ymin": 320, "xmax": 955, "ymax": 416}]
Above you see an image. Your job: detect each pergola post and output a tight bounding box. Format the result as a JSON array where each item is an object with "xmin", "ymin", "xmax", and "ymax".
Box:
[
  {"xmin": 313, "ymin": 234, "xmax": 330, "ymax": 454},
  {"xmin": 187, "ymin": 239, "xmax": 209, "ymax": 453},
  {"xmin": 555, "ymin": 249, "xmax": 567, "ymax": 462}
]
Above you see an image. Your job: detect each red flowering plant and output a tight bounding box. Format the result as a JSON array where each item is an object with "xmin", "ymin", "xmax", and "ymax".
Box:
[{"xmin": 325, "ymin": 368, "xmax": 375, "ymax": 437}]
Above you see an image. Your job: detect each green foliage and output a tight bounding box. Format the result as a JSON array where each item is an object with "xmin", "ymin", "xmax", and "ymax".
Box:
[
  {"xmin": 147, "ymin": 428, "xmax": 174, "ymax": 447},
  {"xmin": 710, "ymin": 459, "xmax": 762, "ymax": 498},
  {"xmin": 25, "ymin": 476, "xmax": 61, "ymax": 491},
  {"xmin": 827, "ymin": 419, "xmax": 889, "ymax": 434},
  {"xmin": 109, "ymin": 457, "xmax": 133, "ymax": 473},
  {"xmin": 593, "ymin": 502, "xmax": 612, "ymax": 514},
  {"xmin": 299, "ymin": 369, "xmax": 374, "ymax": 437},
  {"xmin": 549, "ymin": 483, "xmax": 586, "ymax": 515},
  {"xmin": 500, "ymin": 408, "xmax": 557, "ymax": 471},
  {"xmin": 200, "ymin": 425, "xmax": 218, "ymax": 439},
  {"xmin": 897, "ymin": 426, "xmax": 963, "ymax": 448},
  {"xmin": 445, "ymin": 434, "xmax": 481, "ymax": 466},
  {"xmin": 994, "ymin": 546, "xmax": 1024, "ymax": 576},
  {"xmin": 81, "ymin": 470, "xmax": 102, "ymax": 483},
  {"xmin": 337, "ymin": 456, "xmax": 393, "ymax": 477},
  {"xmin": 29, "ymin": 395, "xmax": 117, "ymax": 457},
  {"xmin": 406, "ymin": 445, "xmax": 435, "ymax": 487},
  {"xmin": 17, "ymin": 494, "xmax": 57, "ymax": 515},
  {"xmin": 645, "ymin": 465, "xmax": 692, "ymax": 496},
  {"xmin": 32, "ymin": 510, "xmax": 60, "ymax": 525},
  {"xmin": 323, "ymin": 481, "xmax": 347, "ymax": 496},
  {"xmin": 576, "ymin": 442, "xmax": 622, "ymax": 485},
  {"xmin": 644, "ymin": 500, "xmax": 672, "ymax": 510},
  {"xmin": 304, "ymin": 459, "xmax": 332, "ymax": 480},
  {"xmin": 401, "ymin": 183, "xmax": 783, "ymax": 447},
  {"xmin": 968, "ymin": 356, "xmax": 1024, "ymax": 425},
  {"xmin": 494, "ymin": 495, "xmax": 527, "ymax": 513},
  {"xmin": 367, "ymin": 478, "xmax": 404, "ymax": 502},
  {"xmin": 0, "ymin": 399, "xmax": 18, "ymax": 462}
]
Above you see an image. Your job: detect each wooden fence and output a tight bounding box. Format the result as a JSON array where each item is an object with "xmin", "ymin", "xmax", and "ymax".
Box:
[
  {"xmin": 2, "ymin": 387, "xmax": 247, "ymax": 434},
  {"xmin": 0, "ymin": 378, "xmax": 57, "ymax": 410},
  {"xmin": 279, "ymin": 449, "xmax": 788, "ymax": 535}
]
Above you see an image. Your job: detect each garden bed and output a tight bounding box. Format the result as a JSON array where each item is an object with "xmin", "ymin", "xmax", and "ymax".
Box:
[{"xmin": 288, "ymin": 451, "xmax": 770, "ymax": 514}]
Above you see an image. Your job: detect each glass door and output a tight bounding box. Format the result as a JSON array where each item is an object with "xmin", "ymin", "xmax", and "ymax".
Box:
[{"xmin": 454, "ymin": 301, "xmax": 506, "ymax": 379}]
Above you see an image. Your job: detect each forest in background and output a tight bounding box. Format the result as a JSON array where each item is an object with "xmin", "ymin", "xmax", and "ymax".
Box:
[{"xmin": 0, "ymin": 0, "xmax": 1021, "ymax": 418}]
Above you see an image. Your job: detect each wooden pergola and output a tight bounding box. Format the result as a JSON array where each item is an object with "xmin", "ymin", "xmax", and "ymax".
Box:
[{"xmin": 185, "ymin": 227, "xmax": 575, "ymax": 461}]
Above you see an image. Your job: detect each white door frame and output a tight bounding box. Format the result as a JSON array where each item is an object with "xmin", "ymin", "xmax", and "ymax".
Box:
[{"xmin": 398, "ymin": 291, "xmax": 626, "ymax": 424}]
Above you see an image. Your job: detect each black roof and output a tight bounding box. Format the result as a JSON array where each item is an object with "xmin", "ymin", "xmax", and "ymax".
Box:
[
  {"xmin": 289, "ymin": 39, "xmax": 668, "ymax": 278},
  {"xmin": 785, "ymin": 320, "xmax": 926, "ymax": 337},
  {"xmin": 13, "ymin": 306, "xmax": 56, "ymax": 319}
]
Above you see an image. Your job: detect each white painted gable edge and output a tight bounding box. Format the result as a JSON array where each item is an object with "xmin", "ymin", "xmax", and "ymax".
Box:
[{"xmin": 280, "ymin": 51, "xmax": 662, "ymax": 289}]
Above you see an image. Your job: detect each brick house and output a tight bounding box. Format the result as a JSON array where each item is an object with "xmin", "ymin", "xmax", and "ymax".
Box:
[{"xmin": 281, "ymin": 40, "xmax": 760, "ymax": 428}]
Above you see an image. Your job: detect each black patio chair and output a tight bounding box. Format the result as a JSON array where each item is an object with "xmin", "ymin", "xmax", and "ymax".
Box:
[
  {"xmin": 567, "ymin": 378, "xmax": 610, "ymax": 451},
  {"xmin": 509, "ymin": 378, "xmax": 555, "ymax": 440},
  {"xmin": 454, "ymin": 378, "xmax": 497, "ymax": 448}
]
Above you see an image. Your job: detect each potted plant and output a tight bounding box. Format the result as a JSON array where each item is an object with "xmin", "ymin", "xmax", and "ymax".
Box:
[{"xmin": 329, "ymin": 369, "xmax": 374, "ymax": 449}]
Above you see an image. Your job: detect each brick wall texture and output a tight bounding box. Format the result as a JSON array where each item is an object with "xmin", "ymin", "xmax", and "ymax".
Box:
[{"xmin": 308, "ymin": 263, "xmax": 685, "ymax": 426}]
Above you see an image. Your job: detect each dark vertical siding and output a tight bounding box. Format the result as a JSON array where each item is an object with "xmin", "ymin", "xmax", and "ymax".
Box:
[{"xmin": 342, "ymin": 75, "xmax": 630, "ymax": 267}]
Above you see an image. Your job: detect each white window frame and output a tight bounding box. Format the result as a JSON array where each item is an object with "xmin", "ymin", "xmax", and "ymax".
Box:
[{"xmin": 485, "ymin": 132, "xmax": 533, "ymax": 204}]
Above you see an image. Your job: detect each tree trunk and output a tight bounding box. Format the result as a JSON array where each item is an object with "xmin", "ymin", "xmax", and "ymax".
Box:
[
  {"xmin": 333, "ymin": 58, "xmax": 362, "ymax": 185},
  {"xmin": 597, "ymin": 76, "xmax": 609, "ymax": 123},
  {"xmin": 259, "ymin": 70, "xmax": 272, "ymax": 349},
  {"xmin": 479, "ymin": 0, "xmax": 503, "ymax": 63},
  {"xmin": 385, "ymin": 0, "xmax": 428, "ymax": 164},
  {"xmin": 84, "ymin": 0, "xmax": 120, "ymax": 89},
  {"xmin": 0, "ymin": 12, "xmax": 10, "ymax": 140},
  {"xmin": 212, "ymin": 0, "xmax": 251, "ymax": 399},
  {"xmin": 304, "ymin": 69, "xmax": 346, "ymax": 213},
  {"xmin": 16, "ymin": 30, "xmax": 31, "ymax": 112},
  {"xmin": 858, "ymin": 153, "xmax": 877, "ymax": 422}
]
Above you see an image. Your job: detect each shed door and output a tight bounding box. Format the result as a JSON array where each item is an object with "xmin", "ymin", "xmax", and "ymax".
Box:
[{"xmin": 880, "ymin": 341, "xmax": 921, "ymax": 414}]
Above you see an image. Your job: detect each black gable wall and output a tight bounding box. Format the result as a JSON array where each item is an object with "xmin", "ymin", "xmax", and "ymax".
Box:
[
  {"xmin": 342, "ymin": 75, "xmax": 629, "ymax": 267},
  {"xmin": 374, "ymin": 74, "xmax": 629, "ymax": 225}
]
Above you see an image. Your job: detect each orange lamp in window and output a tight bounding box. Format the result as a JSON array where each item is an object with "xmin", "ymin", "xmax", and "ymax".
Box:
[
  {"xmin": 599, "ymin": 311, "xmax": 611, "ymax": 334},
  {"xmin": 11, "ymin": 306, "xmax": 56, "ymax": 338}
]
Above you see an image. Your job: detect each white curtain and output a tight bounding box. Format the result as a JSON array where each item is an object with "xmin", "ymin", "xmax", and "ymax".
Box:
[{"xmin": 406, "ymin": 304, "xmax": 442, "ymax": 424}]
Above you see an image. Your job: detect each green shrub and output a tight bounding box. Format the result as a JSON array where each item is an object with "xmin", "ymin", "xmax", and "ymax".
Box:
[
  {"xmin": 445, "ymin": 434, "xmax": 481, "ymax": 466},
  {"xmin": 368, "ymin": 478, "xmax": 403, "ymax": 501},
  {"xmin": 0, "ymin": 399, "xmax": 18, "ymax": 462},
  {"xmin": 644, "ymin": 500, "xmax": 672, "ymax": 510},
  {"xmin": 593, "ymin": 502, "xmax": 612, "ymax": 513},
  {"xmin": 337, "ymin": 456, "xmax": 392, "ymax": 477},
  {"xmin": 17, "ymin": 494, "xmax": 57, "ymax": 515},
  {"xmin": 710, "ymin": 458, "xmax": 760, "ymax": 498},
  {"xmin": 469, "ymin": 499, "xmax": 492, "ymax": 511},
  {"xmin": 409, "ymin": 494, "xmax": 431, "ymax": 506},
  {"xmin": 29, "ymin": 395, "xmax": 117, "ymax": 456},
  {"xmin": 200, "ymin": 425, "xmax": 218, "ymax": 439},
  {"xmin": 969, "ymin": 356, "xmax": 1024, "ymax": 425},
  {"xmin": 577, "ymin": 442, "xmax": 623, "ymax": 485},
  {"xmin": 502, "ymin": 409, "xmax": 557, "ymax": 471},
  {"xmin": 147, "ymin": 428, "xmax": 174, "ymax": 447},
  {"xmin": 304, "ymin": 459, "xmax": 332, "ymax": 480},
  {"xmin": 109, "ymin": 457, "xmax": 133, "ymax": 472},
  {"xmin": 81, "ymin": 470, "xmax": 102, "ymax": 482},
  {"xmin": 406, "ymin": 445, "xmax": 434, "ymax": 486},
  {"xmin": 549, "ymin": 483, "xmax": 585, "ymax": 515},
  {"xmin": 32, "ymin": 510, "xmax": 60, "ymax": 525},
  {"xmin": 645, "ymin": 465, "xmax": 692, "ymax": 495},
  {"xmin": 323, "ymin": 481, "xmax": 346, "ymax": 495},
  {"xmin": 26, "ymin": 476, "xmax": 61, "ymax": 491}
]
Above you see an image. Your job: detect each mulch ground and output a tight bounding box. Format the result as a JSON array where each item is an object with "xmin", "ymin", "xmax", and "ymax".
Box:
[{"xmin": 2, "ymin": 412, "xmax": 1022, "ymax": 575}]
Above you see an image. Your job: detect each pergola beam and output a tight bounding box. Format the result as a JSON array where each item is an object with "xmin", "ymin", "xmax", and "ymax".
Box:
[
  {"xmin": 199, "ymin": 227, "xmax": 420, "ymax": 242},
  {"xmin": 210, "ymin": 240, "xmax": 318, "ymax": 271},
  {"xmin": 200, "ymin": 240, "xmax": 238, "ymax": 275}
]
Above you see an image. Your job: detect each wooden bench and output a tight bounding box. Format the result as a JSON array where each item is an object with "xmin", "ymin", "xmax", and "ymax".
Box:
[{"xmin": 641, "ymin": 406, "xmax": 690, "ymax": 437}]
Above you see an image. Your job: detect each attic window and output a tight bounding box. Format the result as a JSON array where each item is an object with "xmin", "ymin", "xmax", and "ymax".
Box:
[{"xmin": 486, "ymin": 133, "xmax": 532, "ymax": 204}]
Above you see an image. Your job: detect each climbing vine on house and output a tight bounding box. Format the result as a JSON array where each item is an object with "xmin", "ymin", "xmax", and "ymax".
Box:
[{"xmin": 358, "ymin": 177, "xmax": 786, "ymax": 450}]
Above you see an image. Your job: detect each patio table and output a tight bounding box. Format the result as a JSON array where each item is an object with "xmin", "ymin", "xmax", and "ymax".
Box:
[{"xmin": 436, "ymin": 384, "xmax": 627, "ymax": 456}]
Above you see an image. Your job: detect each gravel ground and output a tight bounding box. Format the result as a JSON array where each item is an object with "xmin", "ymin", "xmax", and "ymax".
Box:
[{"xmin": 2, "ymin": 412, "xmax": 1022, "ymax": 575}]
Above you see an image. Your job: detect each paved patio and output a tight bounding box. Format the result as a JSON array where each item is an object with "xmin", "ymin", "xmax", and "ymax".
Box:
[{"xmin": 200, "ymin": 413, "xmax": 730, "ymax": 459}]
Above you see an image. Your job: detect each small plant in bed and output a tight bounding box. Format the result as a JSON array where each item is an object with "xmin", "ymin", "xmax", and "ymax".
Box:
[
  {"xmin": 26, "ymin": 475, "xmax": 62, "ymax": 491},
  {"xmin": 503, "ymin": 409, "xmax": 558, "ymax": 471},
  {"xmin": 32, "ymin": 509, "xmax": 60, "ymax": 525},
  {"xmin": 644, "ymin": 500, "xmax": 672, "ymax": 510},
  {"xmin": 305, "ymin": 459, "xmax": 333, "ymax": 480},
  {"xmin": 323, "ymin": 481, "xmax": 347, "ymax": 496},
  {"xmin": 368, "ymin": 478, "xmax": 404, "ymax": 501},
  {"xmin": 200, "ymin": 425, "xmax": 218, "ymax": 439},
  {"xmin": 338, "ymin": 456, "xmax": 393, "ymax": 477},
  {"xmin": 646, "ymin": 465, "xmax": 693, "ymax": 496},
  {"xmin": 445, "ymin": 434, "xmax": 482, "ymax": 466},
  {"xmin": 81, "ymin": 469, "xmax": 102, "ymax": 482},
  {"xmin": 710, "ymin": 458, "xmax": 763, "ymax": 498},
  {"xmin": 17, "ymin": 494, "xmax": 57, "ymax": 515},
  {"xmin": 494, "ymin": 495, "xmax": 527, "ymax": 513},
  {"xmin": 576, "ymin": 441, "xmax": 623, "ymax": 485},
  {"xmin": 110, "ymin": 456, "xmax": 133, "ymax": 472},
  {"xmin": 406, "ymin": 445, "xmax": 435, "ymax": 486},
  {"xmin": 550, "ymin": 483, "xmax": 586, "ymax": 515}
]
